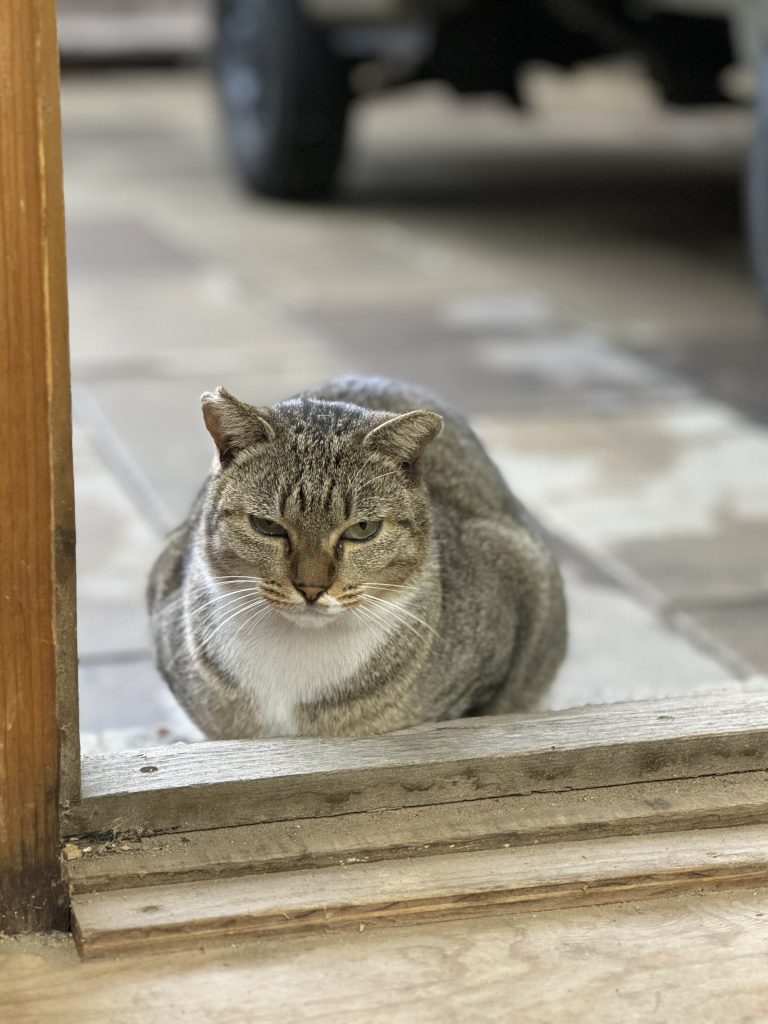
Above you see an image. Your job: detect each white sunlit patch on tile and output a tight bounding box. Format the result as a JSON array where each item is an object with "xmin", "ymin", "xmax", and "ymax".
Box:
[
  {"xmin": 473, "ymin": 332, "xmax": 676, "ymax": 392},
  {"xmin": 540, "ymin": 561, "xmax": 733, "ymax": 711},
  {"xmin": 73, "ymin": 425, "xmax": 163, "ymax": 657},
  {"xmin": 657, "ymin": 404, "xmax": 744, "ymax": 440},
  {"xmin": 477, "ymin": 397, "xmax": 768, "ymax": 549},
  {"xmin": 441, "ymin": 293, "xmax": 556, "ymax": 331}
]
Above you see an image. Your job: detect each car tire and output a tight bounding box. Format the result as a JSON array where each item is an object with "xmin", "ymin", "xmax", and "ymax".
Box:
[
  {"xmin": 214, "ymin": 0, "xmax": 350, "ymax": 200},
  {"xmin": 748, "ymin": 58, "xmax": 768, "ymax": 308}
]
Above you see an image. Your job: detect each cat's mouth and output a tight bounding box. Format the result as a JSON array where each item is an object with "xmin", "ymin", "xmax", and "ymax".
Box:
[{"xmin": 270, "ymin": 597, "xmax": 344, "ymax": 627}]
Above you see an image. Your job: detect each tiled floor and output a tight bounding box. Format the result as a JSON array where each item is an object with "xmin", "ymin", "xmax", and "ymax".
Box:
[{"xmin": 62, "ymin": 64, "xmax": 768, "ymax": 749}]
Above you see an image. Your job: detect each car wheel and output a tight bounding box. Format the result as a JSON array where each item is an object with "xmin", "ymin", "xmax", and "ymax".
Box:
[
  {"xmin": 748, "ymin": 57, "xmax": 768, "ymax": 308},
  {"xmin": 214, "ymin": 0, "xmax": 350, "ymax": 199}
]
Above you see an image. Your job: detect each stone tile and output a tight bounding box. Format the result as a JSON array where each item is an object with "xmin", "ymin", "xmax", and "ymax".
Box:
[
  {"xmin": 626, "ymin": 326, "xmax": 768, "ymax": 429},
  {"xmin": 67, "ymin": 270, "xmax": 327, "ymax": 374},
  {"xmin": 78, "ymin": 655, "xmax": 187, "ymax": 733},
  {"xmin": 73, "ymin": 426, "xmax": 161, "ymax": 657},
  {"xmin": 61, "ymin": 73, "xmax": 218, "ymax": 175},
  {"xmin": 80, "ymin": 364, "xmax": 345, "ymax": 524},
  {"xmin": 78, "ymin": 651, "xmax": 206, "ymax": 753},
  {"xmin": 541, "ymin": 559, "xmax": 732, "ymax": 712},
  {"xmin": 344, "ymin": 81, "xmax": 760, "ymax": 339},
  {"xmin": 58, "ymin": 63, "xmax": 766, "ymax": 733},
  {"xmin": 67, "ymin": 218, "xmax": 203, "ymax": 276},
  {"xmin": 151, "ymin": 190, "xmax": 517, "ymax": 308},
  {"xmin": 614, "ymin": 523, "xmax": 768, "ymax": 605},
  {"xmin": 60, "ymin": 68, "xmax": 759, "ymax": 329},
  {"xmin": 478, "ymin": 398, "xmax": 768, "ymax": 602},
  {"xmin": 681, "ymin": 600, "xmax": 768, "ymax": 675},
  {"xmin": 61, "ymin": 80, "xmax": 517, "ymax": 309},
  {"xmin": 304, "ymin": 302, "xmax": 686, "ymax": 417},
  {"xmin": 58, "ymin": 1, "xmax": 210, "ymax": 61},
  {"xmin": 61, "ymin": 68, "xmax": 214, "ymax": 128}
]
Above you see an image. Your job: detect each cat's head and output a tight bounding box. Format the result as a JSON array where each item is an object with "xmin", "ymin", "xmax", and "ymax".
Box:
[{"xmin": 199, "ymin": 387, "xmax": 442, "ymax": 626}]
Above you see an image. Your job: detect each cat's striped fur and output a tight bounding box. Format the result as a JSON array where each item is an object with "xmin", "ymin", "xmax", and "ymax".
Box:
[{"xmin": 148, "ymin": 377, "xmax": 567, "ymax": 738}]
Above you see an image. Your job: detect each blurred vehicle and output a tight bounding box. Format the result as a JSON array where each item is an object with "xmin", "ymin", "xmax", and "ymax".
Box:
[
  {"xmin": 213, "ymin": 1, "xmax": 768, "ymax": 304},
  {"xmin": 213, "ymin": 0, "xmax": 763, "ymax": 197}
]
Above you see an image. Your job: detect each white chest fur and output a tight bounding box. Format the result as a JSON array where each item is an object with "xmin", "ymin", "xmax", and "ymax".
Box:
[{"xmin": 215, "ymin": 600, "xmax": 391, "ymax": 736}]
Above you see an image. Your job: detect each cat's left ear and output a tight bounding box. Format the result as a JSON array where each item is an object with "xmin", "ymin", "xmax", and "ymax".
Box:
[
  {"xmin": 201, "ymin": 387, "xmax": 275, "ymax": 467},
  {"xmin": 363, "ymin": 410, "xmax": 443, "ymax": 464}
]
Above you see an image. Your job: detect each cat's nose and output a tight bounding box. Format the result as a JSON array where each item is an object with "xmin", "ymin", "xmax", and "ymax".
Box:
[{"xmin": 294, "ymin": 583, "xmax": 326, "ymax": 604}]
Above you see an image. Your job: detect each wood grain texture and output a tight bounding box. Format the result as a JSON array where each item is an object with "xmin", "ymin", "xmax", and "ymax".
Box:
[
  {"xmin": 6, "ymin": 889, "xmax": 768, "ymax": 1023},
  {"xmin": 68, "ymin": 693, "xmax": 768, "ymax": 838},
  {"xmin": 0, "ymin": 0, "xmax": 78, "ymax": 933},
  {"xmin": 66, "ymin": 771, "xmax": 768, "ymax": 894},
  {"xmin": 70, "ymin": 824, "xmax": 768, "ymax": 957}
]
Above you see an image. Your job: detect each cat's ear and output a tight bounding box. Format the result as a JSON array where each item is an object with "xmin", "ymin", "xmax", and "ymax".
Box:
[
  {"xmin": 201, "ymin": 387, "xmax": 275, "ymax": 467},
  {"xmin": 363, "ymin": 410, "xmax": 443, "ymax": 465}
]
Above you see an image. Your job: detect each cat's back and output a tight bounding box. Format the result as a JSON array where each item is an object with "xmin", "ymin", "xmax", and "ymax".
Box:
[{"xmin": 309, "ymin": 376, "xmax": 517, "ymax": 520}]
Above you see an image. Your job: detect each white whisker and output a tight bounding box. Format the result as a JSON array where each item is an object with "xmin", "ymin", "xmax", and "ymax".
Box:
[
  {"xmin": 198, "ymin": 605, "xmax": 254, "ymax": 647},
  {"xmin": 358, "ymin": 470, "xmax": 400, "ymax": 489},
  {"xmin": 360, "ymin": 600, "xmax": 427, "ymax": 651},
  {"xmin": 353, "ymin": 602, "xmax": 395, "ymax": 639},
  {"xmin": 199, "ymin": 595, "xmax": 270, "ymax": 648},
  {"xmin": 349, "ymin": 451, "xmax": 381, "ymax": 486},
  {"xmin": 212, "ymin": 575, "xmax": 269, "ymax": 584},
  {"xmin": 367, "ymin": 608, "xmax": 422, "ymax": 645},
  {"xmin": 225, "ymin": 601, "xmax": 275, "ymax": 652},
  {"xmin": 364, "ymin": 593, "xmax": 440, "ymax": 640},
  {"xmin": 203, "ymin": 586, "xmax": 269, "ymax": 603},
  {"xmin": 191, "ymin": 588, "xmax": 268, "ymax": 632},
  {"xmin": 364, "ymin": 582, "xmax": 417, "ymax": 593}
]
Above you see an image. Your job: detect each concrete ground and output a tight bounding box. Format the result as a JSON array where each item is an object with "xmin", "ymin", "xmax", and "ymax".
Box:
[{"xmin": 61, "ymin": 63, "xmax": 768, "ymax": 750}]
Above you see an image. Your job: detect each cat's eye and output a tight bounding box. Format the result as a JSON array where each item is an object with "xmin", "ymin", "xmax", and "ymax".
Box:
[
  {"xmin": 249, "ymin": 515, "xmax": 288, "ymax": 538},
  {"xmin": 342, "ymin": 520, "xmax": 383, "ymax": 542}
]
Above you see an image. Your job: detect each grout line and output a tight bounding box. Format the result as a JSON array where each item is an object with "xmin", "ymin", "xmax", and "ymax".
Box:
[
  {"xmin": 539, "ymin": 524, "xmax": 760, "ymax": 682},
  {"xmin": 676, "ymin": 589, "xmax": 768, "ymax": 611},
  {"xmin": 79, "ymin": 649, "xmax": 154, "ymax": 668},
  {"xmin": 73, "ymin": 382, "xmax": 176, "ymax": 537}
]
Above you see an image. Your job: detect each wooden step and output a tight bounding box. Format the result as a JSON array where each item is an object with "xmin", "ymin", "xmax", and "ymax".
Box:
[
  {"xmin": 69, "ymin": 692, "xmax": 768, "ymax": 839},
  {"xmin": 71, "ymin": 823, "xmax": 768, "ymax": 959},
  {"xmin": 66, "ymin": 771, "xmax": 768, "ymax": 895}
]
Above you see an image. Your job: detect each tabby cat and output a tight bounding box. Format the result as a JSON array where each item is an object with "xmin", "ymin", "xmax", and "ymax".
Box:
[{"xmin": 148, "ymin": 377, "xmax": 566, "ymax": 738}]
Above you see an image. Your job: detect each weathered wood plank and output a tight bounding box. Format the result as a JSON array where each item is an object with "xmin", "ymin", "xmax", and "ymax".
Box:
[
  {"xmin": 71, "ymin": 823, "xmax": 768, "ymax": 958},
  {"xmin": 66, "ymin": 771, "xmax": 768, "ymax": 894},
  {"xmin": 67, "ymin": 693, "xmax": 768, "ymax": 838},
  {"xmin": 0, "ymin": 0, "xmax": 78, "ymax": 933},
  {"xmin": 7, "ymin": 889, "xmax": 768, "ymax": 1022}
]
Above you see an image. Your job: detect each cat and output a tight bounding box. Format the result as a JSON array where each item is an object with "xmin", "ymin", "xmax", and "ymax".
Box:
[{"xmin": 147, "ymin": 377, "xmax": 567, "ymax": 739}]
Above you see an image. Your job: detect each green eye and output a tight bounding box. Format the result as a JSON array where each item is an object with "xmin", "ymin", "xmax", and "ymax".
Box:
[
  {"xmin": 249, "ymin": 516, "xmax": 287, "ymax": 538},
  {"xmin": 342, "ymin": 520, "xmax": 382, "ymax": 542}
]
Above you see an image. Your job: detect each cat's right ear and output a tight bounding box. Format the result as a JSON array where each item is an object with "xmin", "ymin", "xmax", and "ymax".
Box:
[
  {"xmin": 363, "ymin": 410, "xmax": 443, "ymax": 465},
  {"xmin": 201, "ymin": 387, "xmax": 275, "ymax": 468}
]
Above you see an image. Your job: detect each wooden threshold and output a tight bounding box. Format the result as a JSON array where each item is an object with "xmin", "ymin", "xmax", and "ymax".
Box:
[
  {"xmin": 71, "ymin": 823, "xmax": 768, "ymax": 958},
  {"xmin": 66, "ymin": 692, "xmax": 768, "ymax": 839},
  {"xmin": 66, "ymin": 771, "xmax": 768, "ymax": 894}
]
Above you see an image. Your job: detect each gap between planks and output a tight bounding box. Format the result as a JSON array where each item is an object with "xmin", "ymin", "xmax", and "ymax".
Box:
[
  {"xmin": 65, "ymin": 771, "xmax": 768, "ymax": 894},
  {"xmin": 71, "ymin": 823, "xmax": 768, "ymax": 959}
]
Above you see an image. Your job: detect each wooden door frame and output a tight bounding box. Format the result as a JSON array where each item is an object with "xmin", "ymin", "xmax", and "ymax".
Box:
[
  {"xmin": 4, "ymin": 0, "xmax": 768, "ymax": 942},
  {"xmin": 0, "ymin": 0, "xmax": 80, "ymax": 935}
]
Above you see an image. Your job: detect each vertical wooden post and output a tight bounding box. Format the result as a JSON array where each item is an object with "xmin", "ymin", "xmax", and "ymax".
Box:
[{"xmin": 0, "ymin": 0, "xmax": 79, "ymax": 932}]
